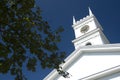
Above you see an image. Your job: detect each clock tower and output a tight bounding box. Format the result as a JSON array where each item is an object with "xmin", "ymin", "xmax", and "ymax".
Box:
[
  {"xmin": 72, "ymin": 8, "xmax": 109, "ymax": 49},
  {"xmin": 44, "ymin": 8, "xmax": 120, "ymax": 80}
]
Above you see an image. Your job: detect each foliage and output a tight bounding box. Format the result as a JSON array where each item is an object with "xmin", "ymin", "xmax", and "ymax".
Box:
[{"xmin": 0, "ymin": 0, "xmax": 66, "ymax": 80}]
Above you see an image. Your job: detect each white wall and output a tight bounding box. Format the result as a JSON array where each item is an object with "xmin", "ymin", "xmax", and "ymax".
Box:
[{"xmin": 58, "ymin": 52, "xmax": 120, "ymax": 80}]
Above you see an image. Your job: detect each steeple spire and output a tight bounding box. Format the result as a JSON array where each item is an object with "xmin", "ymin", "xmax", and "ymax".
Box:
[
  {"xmin": 73, "ymin": 16, "xmax": 76, "ymax": 25},
  {"xmin": 88, "ymin": 7, "xmax": 93, "ymax": 16}
]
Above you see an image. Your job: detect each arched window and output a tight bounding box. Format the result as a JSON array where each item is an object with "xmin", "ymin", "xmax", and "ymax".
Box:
[{"xmin": 86, "ymin": 42, "xmax": 92, "ymax": 46}]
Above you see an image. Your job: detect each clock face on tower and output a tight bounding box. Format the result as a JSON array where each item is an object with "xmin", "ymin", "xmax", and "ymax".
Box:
[{"xmin": 80, "ymin": 25, "xmax": 89, "ymax": 33}]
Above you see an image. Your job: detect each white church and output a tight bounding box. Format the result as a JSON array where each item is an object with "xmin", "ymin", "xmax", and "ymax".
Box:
[{"xmin": 44, "ymin": 8, "xmax": 120, "ymax": 80}]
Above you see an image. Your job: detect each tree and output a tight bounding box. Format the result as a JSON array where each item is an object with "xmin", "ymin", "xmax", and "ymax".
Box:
[{"xmin": 0, "ymin": 0, "xmax": 66, "ymax": 80}]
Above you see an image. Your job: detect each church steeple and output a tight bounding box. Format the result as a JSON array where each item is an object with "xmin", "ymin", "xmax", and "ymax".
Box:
[{"xmin": 72, "ymin": 8, "xmax": 109, "ymax": 49}]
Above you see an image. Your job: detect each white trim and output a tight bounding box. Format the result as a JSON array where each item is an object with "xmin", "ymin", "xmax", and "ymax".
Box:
[
  {"xmin": 43, "ymin": 44, "xmax": 120, "ymax": 80},
  {"xmin": 72, "ymin": 28, "xmax": 100, "ymax": 43},
  {"xmin": 79, "ymin": 65, "xmax": 120, "ymax": 80}
]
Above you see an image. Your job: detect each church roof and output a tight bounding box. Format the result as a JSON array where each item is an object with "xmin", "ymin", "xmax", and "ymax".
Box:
[{"xmin": 44, "ymin": 43, "xmax": 120, "ymax": 80}]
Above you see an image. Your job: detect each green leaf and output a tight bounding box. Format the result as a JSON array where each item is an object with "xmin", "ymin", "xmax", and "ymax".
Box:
[{"xmin": 0, "ymin": 0, "xmax": 66, "ymax": 79}]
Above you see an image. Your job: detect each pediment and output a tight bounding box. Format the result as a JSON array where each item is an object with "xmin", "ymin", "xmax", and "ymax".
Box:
[
  {"xmin": 44, "ymin": 44, "xmax": 120, "ymax": 80},
  {"xmin": 64, "ymin": 53, "xmax": 120, "ymax": 80}
]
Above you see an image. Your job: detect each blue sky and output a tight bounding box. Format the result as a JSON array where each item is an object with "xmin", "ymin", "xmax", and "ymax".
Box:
[{"xmin": 1, "ymin": 0, "xmax": 120, "ymax": 80}]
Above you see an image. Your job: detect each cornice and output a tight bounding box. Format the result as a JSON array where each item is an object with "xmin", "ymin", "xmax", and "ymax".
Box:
[
  {"xmin": 72, "ymin": 28, "xmax": 101, "ymax": 43},
  {"xmin": 44, "ymin": 44, "xmax": 120, "ymax": 80},
  {"xmin": 80, "ymin": 65, "xmax": 120, "ymax": 80}
]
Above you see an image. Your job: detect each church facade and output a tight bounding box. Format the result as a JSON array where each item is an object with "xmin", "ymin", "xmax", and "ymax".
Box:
[{"xmin": 44, "ymin": 8, "xmax": 120, "ymax": 80}]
